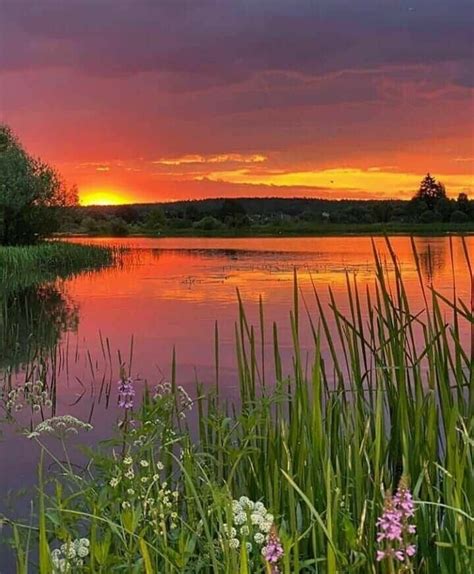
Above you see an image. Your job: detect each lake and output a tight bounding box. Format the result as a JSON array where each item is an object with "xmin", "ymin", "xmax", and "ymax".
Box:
[{"xmin": 0, "ymin": 235, "xmax": 472, "ymax": 497}]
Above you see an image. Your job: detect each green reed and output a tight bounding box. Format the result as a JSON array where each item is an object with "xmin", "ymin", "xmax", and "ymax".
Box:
[
  {"xmin": 2, "ymin": 238, "xmax": 473, "ymax": 573},
  {"xmin": 0, "ymin": 242, "xmax": 116, "ymax": 291}
]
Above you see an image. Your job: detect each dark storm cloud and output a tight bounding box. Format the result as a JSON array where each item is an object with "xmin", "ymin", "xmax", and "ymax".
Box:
[{"xmin": 1, "ymin": 0, "xmax": 472, "ymax": 88}]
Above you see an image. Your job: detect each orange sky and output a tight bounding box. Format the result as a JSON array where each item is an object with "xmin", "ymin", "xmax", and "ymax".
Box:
[{"xmin": 1, "ymin": 1, "xmax": 472, "ymax": 205}]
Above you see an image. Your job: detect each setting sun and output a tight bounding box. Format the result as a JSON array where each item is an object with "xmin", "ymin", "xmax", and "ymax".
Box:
[{"xmin": 79, "ymin": 188, "xmax": 131, "ymax": 206}]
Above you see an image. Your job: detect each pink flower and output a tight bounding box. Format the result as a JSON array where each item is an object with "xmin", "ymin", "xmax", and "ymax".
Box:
[
  {"xmin": 376, "ymin": 478, "xmax": 417, "ymax": 566},
  {"xmin": 118, "ymin": 377, "xmax": 135, "ymax": 409},
  {"xmin": 263, "ymin": 525, "xmax": 284, "ymax": 570}
]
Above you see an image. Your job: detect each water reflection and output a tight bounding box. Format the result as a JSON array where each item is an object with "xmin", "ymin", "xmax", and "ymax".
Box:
[
  {"xmin": 0, "ymin": 282, "xmax": 78, "ymax": 370},
  {"xmin": 0, "ymin": 235, "xmax": 471, "ymax": 512},
  {"xmin": 412, "ymin": 237, "xmax": 448, "ymax": 284}
]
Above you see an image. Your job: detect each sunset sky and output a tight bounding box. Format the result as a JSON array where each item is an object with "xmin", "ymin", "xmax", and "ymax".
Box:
[{"xmin": 1, "ymin": 0, "xmax": 473, "ymax": 205}]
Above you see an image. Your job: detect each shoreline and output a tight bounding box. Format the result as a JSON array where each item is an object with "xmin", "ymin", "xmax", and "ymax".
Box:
[{"xmin": 56, "ymin": 225, "xmax": 474, "ymax": 240}]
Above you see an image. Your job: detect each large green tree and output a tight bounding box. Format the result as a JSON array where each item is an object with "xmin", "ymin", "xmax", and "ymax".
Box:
[{"xmin": 0, "ymin": 124, "xmax": 78, "ymax": 244}]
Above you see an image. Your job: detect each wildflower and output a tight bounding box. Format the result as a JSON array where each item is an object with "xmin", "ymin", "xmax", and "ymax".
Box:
[
  {"xmin": 263, "ymin": 525, "xmax": 284, "ymax": 571},
  {"xmin": 254, "ymin": 532, "xmax": 265, "ymax": 544},
  {"xmin": 251, "ymin": 512, "xmax": 263, "ymax": 525},
  {"xmin": 123, "ymin": 456, "xmax": 133, "ymax": 465},
  {"xmin": 117, "ymin": 376, "xmax": 135, "ymax": 409},
  {"xmin": 376, "ymin": 478, "xmax": 417, "ymax": 566},
  {"xmin": 260, "ymin": 520, "xmax": 273, "ymax": 534},
  {"xmin": 109, "ymin": 477, "xmax": 120, "ymax": 488},
  {"xmin": 127, "ymin": 488, "xmax": 135, "ymax": 496},
  {"xmin": 51, "ymin": 538, "xmax": 89, "ymax": 573},
  {"xmin": 140, "ymin": 460, "xmax": 149, "ymax": 467},
  {"xmin": 229, "ymin": 538, "xmax": 240, "ymax": 549},
  {"xmin": 122, "ymin": 501, "xmax": 131, "ymax": 509},
  {"xmin": 239, "ymin": 496, "xmax": 253, "ymax": 510},
  {"xmin": 27, "ymin": 416, "xmax": 92, "ymax": 439},
  {"xmin": 125, "ymin": 468, "xmax": 135, "ymax": 480},
  {"xmin": 60, "ymin": 543, "xmax": 76, "ymax": 560},
  {"xmin": 234, "ymin": 511, "xmax": 247, "ymax": 525},
  {"xmin": 221, "ymin": 497, "xmax": 279, "ymax": 555},
  {"xmin": 157, "ymin": 461, "xmax": 164, "ymax": 470}
]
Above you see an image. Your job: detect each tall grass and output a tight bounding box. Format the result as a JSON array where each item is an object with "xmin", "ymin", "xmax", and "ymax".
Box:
[
  {"xmin": 0, "ymin": 242, "xmax": 116, "ymax": 291},
  {"xmin": 2, "ymin": 239, "xmax": 473, "ymax": 573}
]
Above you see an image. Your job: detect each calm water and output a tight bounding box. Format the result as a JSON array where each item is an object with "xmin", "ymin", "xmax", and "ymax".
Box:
[{"xmin": 0, "ymin": 236, "xmax": 472, "ymax": 500}]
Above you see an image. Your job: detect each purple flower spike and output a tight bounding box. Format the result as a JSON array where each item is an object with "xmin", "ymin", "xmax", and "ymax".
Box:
[
  {"xmin": 376, "ymin": 477, "xmax": 417, "ymax": 567},
  {"xmin": 263, "ymin": 525, "xmax": 284, "ymax": 572},
  {"xmin": 118, "ymin": 376, "xmax": 135, "ymax": 409}
]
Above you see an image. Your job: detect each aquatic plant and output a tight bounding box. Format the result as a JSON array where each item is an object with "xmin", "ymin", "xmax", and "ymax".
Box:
[{"xmin": 2, "ymin": 239, "xmax": 472, "ymax": 573}]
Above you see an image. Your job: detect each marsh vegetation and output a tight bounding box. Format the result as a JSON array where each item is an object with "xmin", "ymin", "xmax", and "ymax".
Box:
[{"xmin": 0, "ymin": 239, "xmax": 472, "ymax": 573}]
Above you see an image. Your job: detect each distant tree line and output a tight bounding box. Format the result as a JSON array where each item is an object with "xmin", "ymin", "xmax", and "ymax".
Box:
[
  {"xmin": 1, "ymin": 123, "xmax": 472, "ymax": 243},
  {"xmin": 60, "ymin": 174, "xmax": 474, "ymax": 237}
]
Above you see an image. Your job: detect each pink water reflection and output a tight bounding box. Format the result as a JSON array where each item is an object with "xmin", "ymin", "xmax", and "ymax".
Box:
[{"xmin": 1, "ymin": 236, "xmax": 471, "ymax": 496}]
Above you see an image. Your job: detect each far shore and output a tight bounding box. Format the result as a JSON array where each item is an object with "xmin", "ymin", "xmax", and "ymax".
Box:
[{"xmin": 56, "ymin": 222, "xmax": 474, "ymax": 240}]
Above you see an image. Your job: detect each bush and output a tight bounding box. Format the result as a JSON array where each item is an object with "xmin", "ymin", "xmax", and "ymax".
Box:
[
  {"xmin": 450, "ymin": 210, "xmax": 469, "ymax": 224},
  {"xmin": 419, "ymin": 210, "xmax": 439, "ymax": 224},
  {"xmin": 193, "ymin": 216, "xmax": 223, "ymax": 231},
  {"xmin": 107, "ymin": 218, "xmax": 129, "ymax": 236}
]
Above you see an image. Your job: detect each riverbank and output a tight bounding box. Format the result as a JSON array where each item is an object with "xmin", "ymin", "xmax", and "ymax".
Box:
[
  {"xmin": 0, "ymin": 241, "xmax": 116, "ymax": 291},
  {"xmin": 58, "ymin": 221, "xmax": 474, "ymax": 239}
]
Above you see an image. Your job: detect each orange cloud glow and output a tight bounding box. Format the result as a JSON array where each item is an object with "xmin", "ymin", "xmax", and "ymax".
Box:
[{"xmin": 199, "ymin": 167, "xmax": 473, "ymax": 199}]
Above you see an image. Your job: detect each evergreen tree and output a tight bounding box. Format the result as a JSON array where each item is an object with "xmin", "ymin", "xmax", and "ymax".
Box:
[{"xmin": 413, "ymin": 173, "xmax": 447, "ymax": 210}]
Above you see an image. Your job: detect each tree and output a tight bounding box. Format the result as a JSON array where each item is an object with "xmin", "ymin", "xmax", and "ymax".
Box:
[
  {"xmin": 219, "ymin": 198, "xmax": 246, "ymax": 225},
  {"xmin": 413, "ymin": 173, "xmax": 447, "ymax": 210},
  {"xmin": 457, "ymin": 192, "xmax": 469, "ymax": 213},
  {"xmin": 450, "ymin": 210, "xmax": 469, "ymax": 224},
  {"xmin": 0, "ymin": 124, "xmax": 77, "ymax": 245},
  {"xmin": 145, "ymin": 207, "xmax": 167, "ymax": 231},
  {"xmin": 115, "ymin": 205, "xmax": 139, "ymax": 224}
]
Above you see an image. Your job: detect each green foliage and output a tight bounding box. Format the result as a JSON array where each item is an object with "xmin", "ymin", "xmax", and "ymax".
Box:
[
  {"xmin": 60, "ymin": 185, "xmax": 474, "ymax": 238},
  {"xmin": 2, "ymin": 241, "xmax": 473, "ymax": 572},
  {"xmin": 193, "ymin": 215, "xmax": 223, "ymax": 230},
  {"xmin": 413, "ymin": 174, "xmax": 447, "ymax": 210},
  {"xmin": 450, "ymin": 210, "xmax": 469, "ymax": 224},
  {"xmin": 0, "ymin": 241, "xmax": 116, "ymax": 292},
  {"xmin": 0, "ymin": 124, "xmax": 78, "ymax": 245},
  {"xmin": 145, "ymin": 207, "xmax": 167, "ymax": 231},
  {"xmin": 107, "ymin": 217, "xmax": 129, "ymax": 237}
]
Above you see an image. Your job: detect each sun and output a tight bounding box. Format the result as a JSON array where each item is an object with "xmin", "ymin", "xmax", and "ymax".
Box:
[{"xmin": 79, "ymin": 187, "xmax": 132, "ymax": 206}]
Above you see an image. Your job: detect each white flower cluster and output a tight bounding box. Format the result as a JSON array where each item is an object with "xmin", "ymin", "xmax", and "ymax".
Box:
[
  {"xmin": 154, "ymin": 382, "xmax": 193, "ymax": 418},
  {"xmin": 51, "ymin": 538, "xmax": 90, "ymax": 573},
  {"xmin": 2, "ymin": 380, "xmax": 52, "ymax": 413},
  {"xmin": 222, "ymin": 497, "xmax": 274, "ymax": 553},
  {"xmin": 27, "ymin": 415, "xmax": 93, "ymax": 439},
  {"xmin": 109, "ymin": 455, "xmax": 179, "ymax": 534}
]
